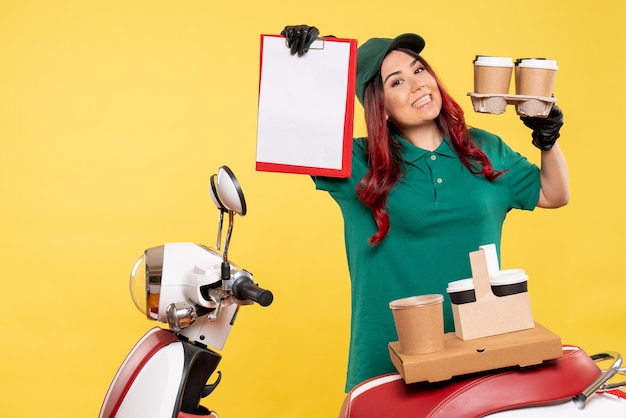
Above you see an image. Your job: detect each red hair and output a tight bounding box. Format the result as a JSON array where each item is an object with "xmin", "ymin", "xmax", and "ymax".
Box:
[{"xmin": 356, "ymin": 51, "xmax": 503, "ymax": 246}]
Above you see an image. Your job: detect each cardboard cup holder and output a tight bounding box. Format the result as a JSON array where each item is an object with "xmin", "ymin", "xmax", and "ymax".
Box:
[{"xmin": 467, "ymin": 92, "xmax": 557, "ymax": 117}]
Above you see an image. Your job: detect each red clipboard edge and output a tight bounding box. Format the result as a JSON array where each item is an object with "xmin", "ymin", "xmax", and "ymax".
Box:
[{"xmin": 256, "ymin": 160, "xmax": 352, "ymax": 178}]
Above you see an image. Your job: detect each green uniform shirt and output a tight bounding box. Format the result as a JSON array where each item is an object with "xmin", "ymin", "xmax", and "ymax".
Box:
[{"xmin": 314, "ymin": 128, "xmax": 541, "ymax": 391}]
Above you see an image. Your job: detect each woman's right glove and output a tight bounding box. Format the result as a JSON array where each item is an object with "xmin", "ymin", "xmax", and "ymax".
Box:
[
  {"xmin": 520, "ymin": 105, "xmax": 564, "ymax": 151},
  {"xmin": 281, "ymin": 25, "xmax": 320, "ymax": 56}
]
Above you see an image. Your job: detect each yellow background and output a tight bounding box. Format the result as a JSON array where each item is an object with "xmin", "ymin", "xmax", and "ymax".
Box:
[{"xmin": 1, "ymin": 1, "xmax": 624, "ymax": 416}]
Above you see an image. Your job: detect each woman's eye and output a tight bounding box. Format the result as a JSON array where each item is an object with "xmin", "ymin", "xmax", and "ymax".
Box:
[
  {"xmin": 415, "ymin": 67, "xmax": 425, "ymax": 74},
  {"xmin": 391, "ymin": 79, "xmax": 403, "ymax": 87}
]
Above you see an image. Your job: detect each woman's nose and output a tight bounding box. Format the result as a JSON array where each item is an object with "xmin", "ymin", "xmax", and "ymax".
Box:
[{"xmin": 411, "ymin": 79, "xmax": 425, "ymax": 92}]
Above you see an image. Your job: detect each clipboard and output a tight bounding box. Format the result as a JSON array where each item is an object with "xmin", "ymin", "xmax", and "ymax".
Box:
[{"xmin": 256, "ymin": 34, "xmax": 357, "ymax": 178}]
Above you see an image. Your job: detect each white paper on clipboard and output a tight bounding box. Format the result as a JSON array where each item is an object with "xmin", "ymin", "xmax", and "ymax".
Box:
[{"xmin": 256, "ymin": 35, "xmax": 357, "ymax": 178}]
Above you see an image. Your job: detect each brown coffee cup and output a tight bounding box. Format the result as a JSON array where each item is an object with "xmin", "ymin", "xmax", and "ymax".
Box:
[
  {"xmin": 473, "ymin": 56, "xmax": 514, "ymax": 94},
  {"xmin": 389, "ymin": 294, "xmax": 445, "ymax": 355},
  {"xmin": 515, "ymin": 58, "xmax": 558, "ymax": 97}
]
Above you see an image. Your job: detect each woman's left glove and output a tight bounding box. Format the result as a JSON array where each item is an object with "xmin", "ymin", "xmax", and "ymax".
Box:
[
  {"xmin": 281, "ymin": 25, "xmax": 320, "ymax": 56},
  {"xmin": 521, "ymin": 105, "xmax": 564, "ymax": 151}
]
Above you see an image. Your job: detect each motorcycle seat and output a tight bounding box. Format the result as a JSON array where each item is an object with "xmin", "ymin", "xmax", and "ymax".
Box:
[{"xmin": 340, "ymin": 346, "xmax": 602, "ymax": 418}]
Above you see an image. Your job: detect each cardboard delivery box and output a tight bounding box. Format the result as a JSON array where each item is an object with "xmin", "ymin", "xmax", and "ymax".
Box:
[{"xmin": 389, "ymin": 322, "xmax": 563, "ymax": 383}]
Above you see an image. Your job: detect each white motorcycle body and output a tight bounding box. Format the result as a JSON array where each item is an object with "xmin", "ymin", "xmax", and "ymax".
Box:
[{"xmin": 100, "ymin": 327, "xmax": 223, "ymax": 418}]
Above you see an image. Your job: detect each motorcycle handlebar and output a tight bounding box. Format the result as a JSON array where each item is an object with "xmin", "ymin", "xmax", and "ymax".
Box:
[{"xmin": 231, "ymin": 276, "xmax": 274, "ymax": 307}]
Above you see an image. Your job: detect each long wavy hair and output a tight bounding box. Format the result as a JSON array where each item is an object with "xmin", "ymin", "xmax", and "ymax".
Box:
[{"xmin": 356, "ymin": 49, "xmax": 503, "ymax": 246}]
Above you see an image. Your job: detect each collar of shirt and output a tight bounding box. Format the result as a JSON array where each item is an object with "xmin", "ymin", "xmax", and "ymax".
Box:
[{"xmin": 395, "ymin": 134, "xmax": 457, "ymax": 162}]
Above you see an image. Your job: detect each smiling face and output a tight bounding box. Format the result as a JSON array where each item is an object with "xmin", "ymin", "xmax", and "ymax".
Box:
[{"xmin": 380, "ymin": 50, "xmax": 443, "ymax": 135}]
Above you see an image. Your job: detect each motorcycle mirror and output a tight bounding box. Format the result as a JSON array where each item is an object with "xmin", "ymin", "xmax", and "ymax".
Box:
[
  {"xmin": 216, "ymin": 166, "xmax": 246, "ymax": 216},
  {"xmin": 208, "ymin": 174, "xmax": 226, "ymax": 249},
  {"xmin": 209, "ymin": 174, "xmax": 227, "ymax": 212}
]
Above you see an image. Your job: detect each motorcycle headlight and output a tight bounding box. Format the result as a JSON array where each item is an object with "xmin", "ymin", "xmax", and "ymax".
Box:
[{"xmin": 130, "ymin": 246, "xmax": 164, "ymax": 320}]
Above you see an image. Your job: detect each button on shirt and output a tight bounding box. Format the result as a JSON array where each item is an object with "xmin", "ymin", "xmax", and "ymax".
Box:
[{"xmin": 314, "ymin": 128, "xmax": 541, "ymax": 392}]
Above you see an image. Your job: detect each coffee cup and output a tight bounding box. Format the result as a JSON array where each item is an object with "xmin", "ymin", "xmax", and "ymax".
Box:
[
  {"xmin": 473, "ymin": 56, "xmax": 514, "ymax": 94},
  {"xmin": 515, "ymin": 58, "xmax": 558, "ymax": 97},
  {"xmin": 446, "ymin": 278, "xmax": 476, "ymax": 304},
  {"xmin": 389, "ymin": 294, "xmax": 445, "ymax": 355},
  {"xmin": 490, "ymin": 269, "xmax": 528, "ymax": 297}
]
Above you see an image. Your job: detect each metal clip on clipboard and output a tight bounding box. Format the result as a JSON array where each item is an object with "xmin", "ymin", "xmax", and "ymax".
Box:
[{"xmin": 308, "ymin": 38, "xmax": 326, "ymax": 50}]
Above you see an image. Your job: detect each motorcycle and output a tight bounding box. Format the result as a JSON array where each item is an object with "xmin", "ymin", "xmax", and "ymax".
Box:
[
  {"xmin": 100, "ymin": 165, "xmax": 625, "ymax": 417},
  {"xmin": 99, "ymin": 166, "xmax": 273, "ymax": 418}
]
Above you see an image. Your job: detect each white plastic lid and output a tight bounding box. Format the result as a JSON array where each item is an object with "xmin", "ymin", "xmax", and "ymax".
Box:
[
  {"xmin": 474, "ymin": 56, "xmax": 514, "ymax": 67},
  {"xmin": 446, "ymin": 278, "xmax": 475, "ymax": 293},
  {"xmin": 490, "ymin": 269, "xmax": 528, "ymax": 286},
  {"xmin": 517, "ymin": 58, "xmax": 558, "ymax": 70}
]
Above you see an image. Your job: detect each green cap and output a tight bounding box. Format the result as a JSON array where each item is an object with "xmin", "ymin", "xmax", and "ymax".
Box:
[{"xmin": 356, "ymin": 33, "xmax": 426, "ymax": 106}]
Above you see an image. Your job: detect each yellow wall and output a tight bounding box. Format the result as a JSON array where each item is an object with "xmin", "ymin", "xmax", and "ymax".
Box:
[{"xmin": 1, "ymin": 1, "xmax": 624, "ymax": 416}]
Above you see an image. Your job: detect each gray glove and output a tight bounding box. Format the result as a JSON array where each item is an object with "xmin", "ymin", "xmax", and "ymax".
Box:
[
  {"xmin": 520, "ymin": 105, "xmax": 564, "ymax": 151},
  {"xmin": 281, "ymin": 25, "xmax": 320, "ymax": 56}
]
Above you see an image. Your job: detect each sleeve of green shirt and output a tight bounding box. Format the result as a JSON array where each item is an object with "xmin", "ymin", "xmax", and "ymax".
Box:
[{"xmin": 469, "ymin": 128, "xmax": 541, "ymax": 211}]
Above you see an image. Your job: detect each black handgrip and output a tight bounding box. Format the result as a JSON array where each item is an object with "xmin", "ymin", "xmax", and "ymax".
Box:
[{"xmin": 232, "ymin": 277, "xmax": 274, "ymax": 307}]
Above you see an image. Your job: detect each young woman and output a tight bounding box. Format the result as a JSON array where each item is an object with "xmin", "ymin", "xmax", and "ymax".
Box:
[{"xmin": 281, "ymin": 26, "xmax": 569, "ymax": 392}]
